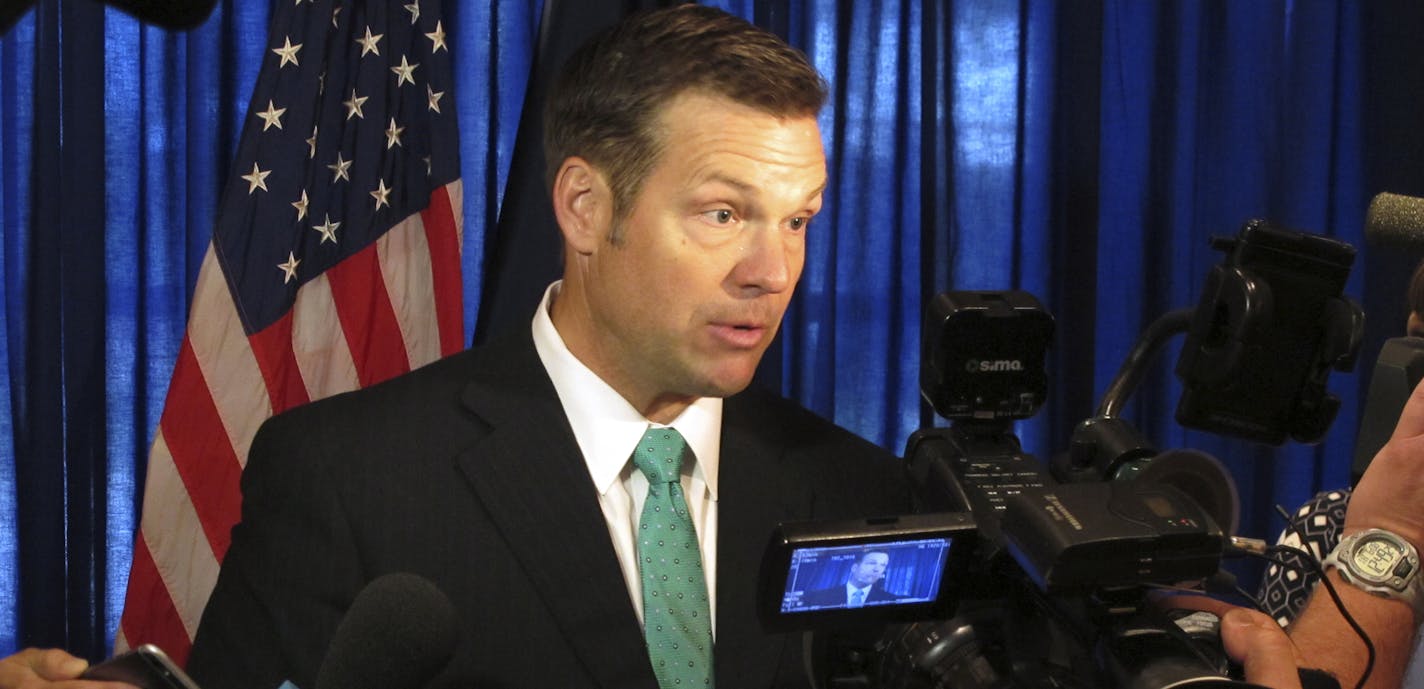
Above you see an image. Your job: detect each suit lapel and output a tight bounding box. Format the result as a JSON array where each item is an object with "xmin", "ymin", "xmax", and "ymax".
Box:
[
  {"xmin": 714, "ymin": 392, "xmax": 812, "ymax": 686},
  {"xmin": 453, "ymin": 332, "xmax": 659, "ymax": 689}
]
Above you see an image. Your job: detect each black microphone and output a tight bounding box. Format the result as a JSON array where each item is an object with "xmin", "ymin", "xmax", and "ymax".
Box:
[
  {"xmin": 103, "ymin": 0, "xmax": 218, "ymax": 30},
  {"xmin": 1366, "ymin": 192, "xmax": 1424, "ymax": 250},
  {"xmin": 1, "ymin": 0, "xmax": 218, "ymax": 35},
  {"xmin": 315, "ymin": 573, "xmax": 460, "ymax": 689}
]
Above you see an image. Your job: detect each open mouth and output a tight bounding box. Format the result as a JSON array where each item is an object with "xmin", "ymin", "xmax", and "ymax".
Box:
[{"xmin": 712, "ymin": 323, "xmax": 766, "ymax": 348}]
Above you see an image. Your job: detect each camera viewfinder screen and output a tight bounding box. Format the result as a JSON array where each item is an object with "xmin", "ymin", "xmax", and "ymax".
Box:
[{"xmin": 780, "ymin": 537, "xmax": 952, "ymax": 613}]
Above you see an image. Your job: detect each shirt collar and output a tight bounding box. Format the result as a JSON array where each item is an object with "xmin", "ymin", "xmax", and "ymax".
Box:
[{"xmin": 530, "ymin": 281, "xmax": 721, "ymax": 498}]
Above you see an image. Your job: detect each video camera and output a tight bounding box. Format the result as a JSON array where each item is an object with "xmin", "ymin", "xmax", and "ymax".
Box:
[{"xmin": 757, "ymin": 220, "xmax": 1363, "ymax": 688}]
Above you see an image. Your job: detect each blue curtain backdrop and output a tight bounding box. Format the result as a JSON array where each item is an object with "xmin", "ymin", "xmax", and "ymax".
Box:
[{"xmin": 2, "ymin": 0, "xmax": 1423, "ymax": 658}]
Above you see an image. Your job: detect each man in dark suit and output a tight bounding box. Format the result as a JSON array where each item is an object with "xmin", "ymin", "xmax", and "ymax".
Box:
[
  {"xmin": 800, "ymin": 549, "xmax": 901, "ymax": 609},
  {"xmin": 3, "ymin": 4, "xmax": 1420, "ymax": 689},
  {"xmin": 180, "ymin": 6, "xmax": 907, "ymax": 689}
]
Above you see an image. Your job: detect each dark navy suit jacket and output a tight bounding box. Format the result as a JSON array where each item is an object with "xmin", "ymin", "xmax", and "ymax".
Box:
[{"xmin": 187, "ymin": 326, "xmax": 908, "ymax": 689}]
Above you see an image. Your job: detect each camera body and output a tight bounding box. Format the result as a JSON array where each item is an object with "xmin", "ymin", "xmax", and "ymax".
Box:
[
  {"xmin": 757, "ymin": 220, "xmax": 1361, "ymax": 689},
  {"xmin": 763, "ymin": 290, "xmax": 1242, "ymax": 688}
]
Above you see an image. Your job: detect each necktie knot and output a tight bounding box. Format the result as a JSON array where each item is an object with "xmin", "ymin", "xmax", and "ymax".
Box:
[{"xmin": 634, "ymin": 427, "xmax": 687, "ymax": 486}]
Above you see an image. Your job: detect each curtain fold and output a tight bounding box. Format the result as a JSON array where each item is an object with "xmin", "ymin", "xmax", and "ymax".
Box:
[
  {"xmin": 0, "ymin": 6, "xmax": 33, "ymax": 658},
  {"xmin": 2, "ymin": 0, "xmax": 1419, "ymax": 659}
]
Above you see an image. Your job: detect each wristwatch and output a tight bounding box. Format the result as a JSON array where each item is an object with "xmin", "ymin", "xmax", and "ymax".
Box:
[{"xmin": 1322, "ymin": 528, "xmax": 1424, "ymax": 618}]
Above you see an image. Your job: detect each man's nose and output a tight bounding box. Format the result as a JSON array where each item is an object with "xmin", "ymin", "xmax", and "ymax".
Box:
[{"xmin": 732, "ymin": 225, "xmax": 794, "ymax": 295}]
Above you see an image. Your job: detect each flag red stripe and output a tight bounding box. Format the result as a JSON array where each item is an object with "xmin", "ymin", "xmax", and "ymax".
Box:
[
  {"xmin": 157, "ymin": 338, "xmax": 243, "ymax": 560},
  {"xmin": 422, "ymin": 183, "xmax": 464, "ymax": 356},
  {"xmin": 327, "ymin": 242, "xmax": 411, "ymax": 387},
  {"xmin": 248, "ymin": 311, "xmax": 312, "ymax": 415},
  {"xmin": 118, "ymin": 535, "xmax": 194, "ymax": 666}
]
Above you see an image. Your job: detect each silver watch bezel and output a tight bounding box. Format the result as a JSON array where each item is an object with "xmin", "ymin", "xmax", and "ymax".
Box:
[{"xmin": 1323, "ymin": 528, "xmax": 1424, "ymax": 615}]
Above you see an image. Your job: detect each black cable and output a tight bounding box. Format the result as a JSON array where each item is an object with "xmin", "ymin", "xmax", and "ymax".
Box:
[
  {"xmin": 1232, "ymin": 584, "xmax": 1263, "ymax": 611},
  {"xmin": 1258, "ymin": 543, "xmax": 1375, "ymax": 689}
]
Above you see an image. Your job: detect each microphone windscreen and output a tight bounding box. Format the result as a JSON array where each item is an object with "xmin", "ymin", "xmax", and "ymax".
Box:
[
  {"xmin": 1134, "ymin": 449, "xmax": 1240, "ymax": 536},
  {"xmin": 103, "ymin": 0, "xmax": 217, "ymax": 30},
  {"xmin": 315, "ymin": 573, "xmax": 459, "ymax": 689},
  {"xmin": 1366, "ymin": 192, "xmax": 1424, "ymax": 251}
]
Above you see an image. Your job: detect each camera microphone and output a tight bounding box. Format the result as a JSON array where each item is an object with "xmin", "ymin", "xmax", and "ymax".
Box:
[
  {"xmin": 315, "ymin": 573, "xmax": 460, "ymax": 689},
  {"xmin": 1366, "ymin": 192, "xmax": 1424, "ymax": 250}
]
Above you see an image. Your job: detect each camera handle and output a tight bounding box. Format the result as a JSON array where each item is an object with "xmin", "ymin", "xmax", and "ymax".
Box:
[
  {"xmin": 1096, "ymin": 308, "xmax": 1196, "ymax": 420},
  {"xmin": 1052, "ymin": 308, "xmax": 1195, "ymax": 484}
]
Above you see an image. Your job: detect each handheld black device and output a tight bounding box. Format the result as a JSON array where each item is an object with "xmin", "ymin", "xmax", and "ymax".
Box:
[{"xmin": 81, "ymin": 644, "xmax": 203, "ymax": 689}]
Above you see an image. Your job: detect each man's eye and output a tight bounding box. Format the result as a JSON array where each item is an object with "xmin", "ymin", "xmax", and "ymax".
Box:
[
  {"xmin": 789, "ymin": 217, "xmax": 808, "ymax": 231},
  {"xmin": 703, "ymin": 209, "xmax": 735, "ymax": 224}
]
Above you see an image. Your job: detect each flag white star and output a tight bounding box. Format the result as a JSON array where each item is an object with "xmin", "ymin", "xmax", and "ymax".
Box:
[
  {"xmin": 292, "ymin": 190, "xmax": 309, "ymax": 221},
  {"xmin": 370, "ymin": 179, "xmax": 392, "ymax": 210},
  {"xmin": 423, "ymin": 155, "xmax": 432, "ymax": 175},
  {"xmin": 391, "ymin": 55, "xmax": 418, "ymax": 87},
  {"xmin": 343, "ymin": 89, "xmax": 368, "ymax": 120},
  {"xmin": 385, "ymin": 118, "xmax": 405, "ymax": 149},
  {"xmin": 256, "ymin": 100, "xmax": 286, "ymax": 131},
  {"xmin": 241, "ymin": 162, "xmax": 271, "ymax": 194},
  {"xmin": 357, "ymin": 26, "xmax": 383, "ymax": 57},
  {"xmin": 271, "ymin": 36, "xmax": 302, "ymax": 68},
  {"xmin": 331, "ymin": 5, "xmax": 342, "ymax": 28},
  {"xmin": 426, "ymin": 84, "xmax": 444, "ymax": 113},
  {"xmin": 327, "ymin": 152, "xmax": 352, "ymax": 182},
  {"xmin": 306, "ymin": 126, "xmax": 318, "ymax": 158},
  {"xmin": 313, "ymin": 214, "xmax": 341, "ymax": 244},
  {"xmin": 277, "ymin": 252, "xmax": 301, "ymax": 284},
  {"xmin": 404, "ymin": 1, "xmax": 420, "ymax": 24},
  {"xmin": 426, "ymin": 21, "xmax": 447, "ymax": 53}
]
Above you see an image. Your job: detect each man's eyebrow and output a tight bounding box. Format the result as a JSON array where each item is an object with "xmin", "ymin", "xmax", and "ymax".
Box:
[
  {"xmin": 697, "ymin": 173, "xmax": 828, "ymax": 206},
  {"xmin": 697, "ymin": 173, "xmax": 756, "ymax": 195}
]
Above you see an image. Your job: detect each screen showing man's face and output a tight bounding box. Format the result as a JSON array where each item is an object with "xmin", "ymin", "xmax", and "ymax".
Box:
[
  {"xmin": 848, "ymin": 552, "xmax": 888, "ymax": 587},
  {"xmin": 778, "ymin": 536, "xmax": 954, "ymax": 615}
]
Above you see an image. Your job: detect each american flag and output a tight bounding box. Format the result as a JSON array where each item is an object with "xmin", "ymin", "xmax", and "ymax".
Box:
[{"xmin": 115, "ymin": 0, "xmax": 463, "ymax": 664}]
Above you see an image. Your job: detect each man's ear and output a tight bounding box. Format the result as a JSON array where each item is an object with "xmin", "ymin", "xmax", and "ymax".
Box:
[{"xmin": 551, "ymin": 156, "xmax": 611, "ymax": 256}]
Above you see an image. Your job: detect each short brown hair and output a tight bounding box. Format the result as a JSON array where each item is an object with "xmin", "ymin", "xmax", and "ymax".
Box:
[{"xmin": 543, "ymin": 4, "xmax": 827, "ymax": 224}]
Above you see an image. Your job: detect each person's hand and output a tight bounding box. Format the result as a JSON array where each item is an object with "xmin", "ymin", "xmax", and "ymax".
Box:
[
  {"xmin": 1345, "ymin": 377, "xmax": 1424, "ymax": 550},
  {"xmin": 0, "ymin": 648, "xmax": 135, "ymax": 689},
  {"xmin": 1159, "ymin": 594, "xmax": 1305, "ymax": 689}
]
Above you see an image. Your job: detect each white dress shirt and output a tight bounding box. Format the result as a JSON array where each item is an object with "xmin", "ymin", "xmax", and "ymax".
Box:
[{"xmin": 530, "ymin": 281, "xmax": 721, "ymax": 633}]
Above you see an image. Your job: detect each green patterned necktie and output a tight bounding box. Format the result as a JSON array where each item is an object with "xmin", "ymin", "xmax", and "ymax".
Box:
[{"xmin": 632, "ymin": 426, "xmax": 714, "ymax": 689}]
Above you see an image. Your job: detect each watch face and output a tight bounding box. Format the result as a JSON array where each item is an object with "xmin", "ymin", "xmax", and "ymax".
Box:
[{"xmin": 1352, "ymin": 537, "xmax": 1406, "ymax": 580}]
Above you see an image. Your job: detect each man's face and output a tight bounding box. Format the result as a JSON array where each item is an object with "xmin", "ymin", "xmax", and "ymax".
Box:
[
  {"xmin": 848, "ymin": 552, "xmax": 888, "ymax": 588},
  {"xmin": 562, "ymin": 92, "xmax": 826, "ymax": 418}
]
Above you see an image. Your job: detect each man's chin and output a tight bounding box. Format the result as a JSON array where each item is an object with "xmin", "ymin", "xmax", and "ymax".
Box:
[
  {"xmin": 698, "ymin": 372, "xmax": 759, "ymax": 399},
  {"xmin": 694, "ymin": 357, "xmax": 768, "ymax": 397}
]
